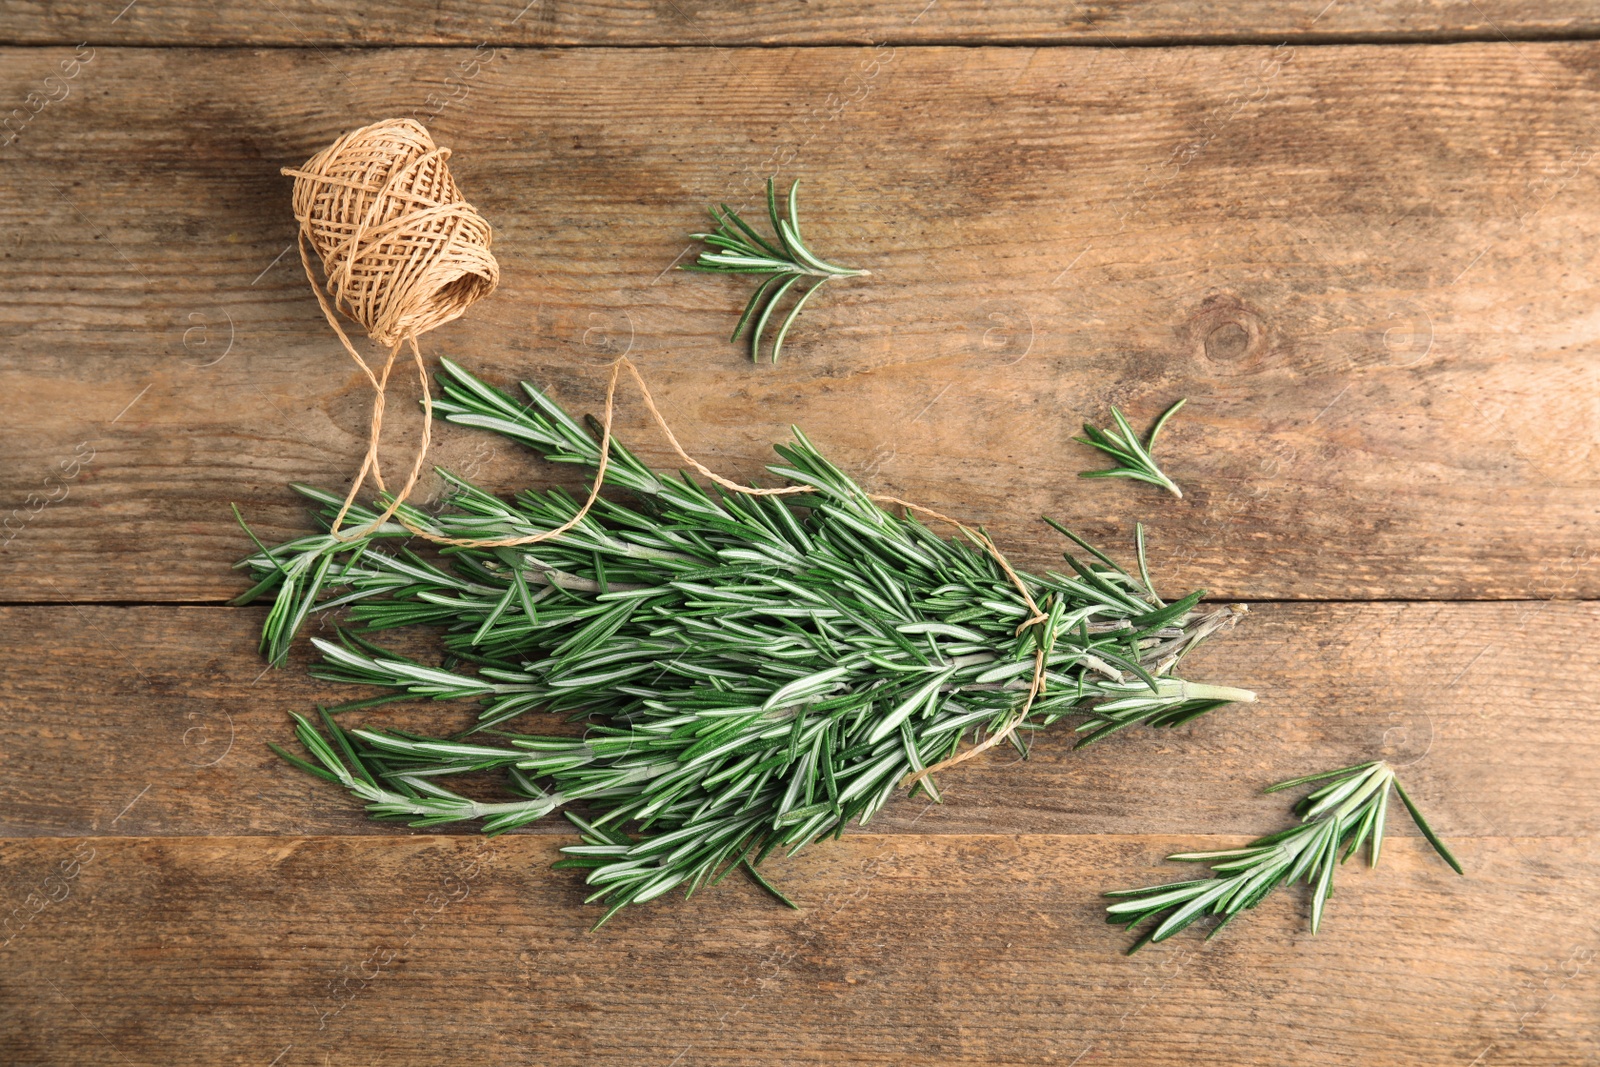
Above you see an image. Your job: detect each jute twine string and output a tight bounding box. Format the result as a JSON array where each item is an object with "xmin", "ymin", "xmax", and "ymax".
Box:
[
  {"xmin": 283, "ymin": 117, "xmax": 497, "ymax": 542},
  {"xmin": 285, "ymin": 118, "xmax": 1053, "ymax": 786}
]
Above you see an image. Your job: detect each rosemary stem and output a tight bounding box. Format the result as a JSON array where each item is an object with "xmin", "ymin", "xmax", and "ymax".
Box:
[
  {"xmin": 517, "ymin": 564, "xmax": 647, "ymax": 593},
  {"xmin": 1176, "ymin": 682, "xmax": 1258, "ymax": 704}
]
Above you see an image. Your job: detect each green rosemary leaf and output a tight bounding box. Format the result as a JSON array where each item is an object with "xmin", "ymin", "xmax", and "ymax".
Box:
[
  {"xmin": 1264, "ymin": 761, "xmax": 1376, "ymax": 794},
  {"xmin": 731, "ymin": 273, "xmax": 784, "ymax": 343},
  {"xmin": 1145, "ymin": 395, "xmax": 1189, "ymax": 445},
  {"xmin": 748, "ymin": 274, "xmax": 803, "ymax": 362},
  {"xmin": 317, "ymin": 705, "xmax": 379, "ymax": 789},
  {"xmin": 266, "ymin": 741, "xmax": 340, "ymax": 785},
  {"xmin": 767, "ymin": 178, "xmax": 799, "ymax": 261},
  {"xmin": 717, "ymin": 203, "xmax": 786, "ymax": 260},
  {"xmin": 742, "ymin": 859, "xmax": 800, "ymax": 909},
  {"xmin": 229, "ymin": 503, "xmax": 290, "ymax": 590},
  {"xmin": 1392, "ymin": 778, "xmax": 1465, "ymax": 874},
  {"xmin": 784, "ymin": 182, "xmax": 806, "ymax": 250},
  {"xmin": 1133, "ymin": 523, "xmax": 1161, "ymax": 606},
  {"xmin": 1129, "ymin": 590, "xmax": 1205, "ymax": 635},
  {"xmin": 1040, "ymin": 516, "xmax": 1129, "ymax": 577},
  {"xmin": 769, "ymin": 278, "xmax": 832, "ymax": 364}
]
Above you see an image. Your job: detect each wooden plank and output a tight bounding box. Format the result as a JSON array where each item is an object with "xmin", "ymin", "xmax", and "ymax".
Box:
[
  {"xmin": 0, "ymin": 832, "xmax": 1590, "ymax": 1065},
  {"xmin": 3, "ymin": 602, "xmax": 1593, "ymax": 841},
  {"xmin": 3, "ymin": 44, "xmax": 1599, "ymax": 601},
  {"xmin": 2, "ymin": 1, "xmax": 1599, "ymax": 46}
]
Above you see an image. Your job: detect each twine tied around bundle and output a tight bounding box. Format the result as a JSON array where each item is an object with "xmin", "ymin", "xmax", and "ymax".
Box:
[{"xmin": 284, "ymin": 118, "xmax": 1056, "ymax": 786}]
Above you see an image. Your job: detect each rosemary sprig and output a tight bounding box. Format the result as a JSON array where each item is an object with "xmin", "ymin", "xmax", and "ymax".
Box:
[
  {"xmin": 1077, "ymin": 398, "xmax": 1187, "ymax": 498},
  {"xmin": 1105, "ymin": 760, "xmax": 1463, "ymax": 952},
  {"xmin": 236, "ymin": 359, "xmax": 1253, "ymax": 926},
  {"xmin": 682, "ymin": 178, "xmax": 868, "ymax": 363}
]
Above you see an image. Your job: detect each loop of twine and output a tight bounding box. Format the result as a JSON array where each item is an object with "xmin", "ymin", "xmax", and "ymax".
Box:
[{"xmin": 285, "ymin": 118, "xmax": 1053, "ymax": 787}]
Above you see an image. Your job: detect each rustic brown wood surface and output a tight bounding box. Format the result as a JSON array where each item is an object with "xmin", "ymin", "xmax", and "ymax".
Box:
[
  {"xmin": 4, "ymin": 43, "xmax": 1600, "ymax": 602},
  {"xmin": 2, "ymin": 20, "xmax": 1597, "ymax": 1067},
  {"xmin": 3, "ymin": 834, "xmax": 1584, "ymax": 1067}
]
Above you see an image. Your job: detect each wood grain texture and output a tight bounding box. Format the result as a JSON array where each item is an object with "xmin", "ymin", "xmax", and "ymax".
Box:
[
  {"xmin": 2, "ymin": 601, "xmax": 1592, "ymax": 841},
  {"xmin": 1, "ymin": 833, "xmax": 1590, "ymax": 1066},
  {"xmin": 2, "ymin": 0, "xmax": 1599, "ymax": 46},
  {"xmin": 4, "ymin": 27, "xmax": 1598, "ymax": 1067},
  {"xmin": 3, "ymin": 44, "xmax": 1599, "ymax": 602}
]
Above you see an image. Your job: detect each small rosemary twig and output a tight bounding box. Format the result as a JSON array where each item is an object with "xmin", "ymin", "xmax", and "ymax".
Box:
[
  {"xmin": 682, "ymin": 178, "xmax": 868, "ymax": 363},
  {"xmin": 1105, "ymin": 760, "xmax": 1463, "ymax": 952},
  {"xmin": 1077, "ymin": 398, "xmax": 1187, "ymax": 498}
]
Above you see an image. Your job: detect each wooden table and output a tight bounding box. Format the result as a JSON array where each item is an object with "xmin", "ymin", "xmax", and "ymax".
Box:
[{"xmin": 3, "ymin": 5, "xmax": 1598, "ymax": 1064}]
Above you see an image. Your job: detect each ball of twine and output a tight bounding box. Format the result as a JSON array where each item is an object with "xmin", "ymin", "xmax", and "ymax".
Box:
[
  {"xmin": 284, "ymin": 117, "xmax": 498, "ymax": 346},
  {"xmin": 281, "ymin": 118, "xmax": 499, "ymax": 539}
]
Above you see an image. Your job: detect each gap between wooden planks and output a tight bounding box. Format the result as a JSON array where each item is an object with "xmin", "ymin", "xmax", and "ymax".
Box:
[{"xmin": 5, "ymin": 0, "xmax": 1600, "ymax": 46}]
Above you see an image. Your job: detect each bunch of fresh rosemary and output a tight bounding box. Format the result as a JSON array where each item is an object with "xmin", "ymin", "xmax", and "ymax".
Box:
[{"xmin": 238, "ymin": 359, "xmax": 1254, "ymax": 925}]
